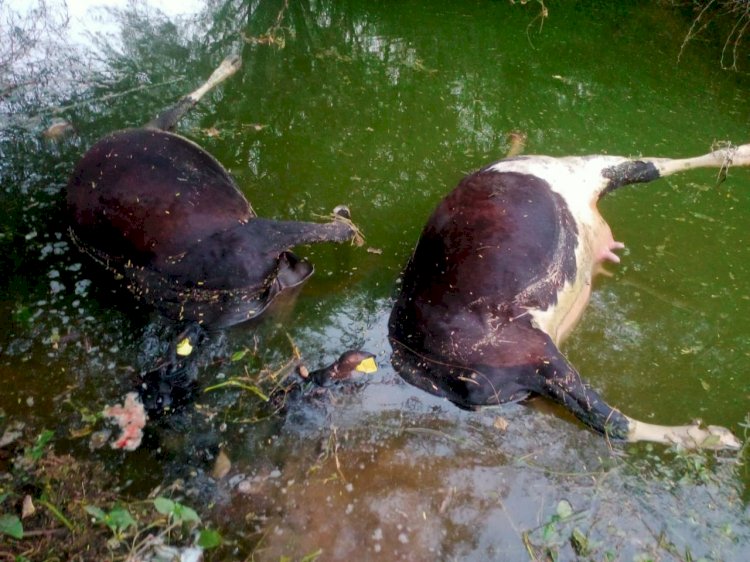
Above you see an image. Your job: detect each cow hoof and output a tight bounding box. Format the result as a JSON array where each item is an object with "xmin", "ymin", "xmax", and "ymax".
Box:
[
  {"xmin": 219, "ymin": 53, "xmax": 242, "ymax": 74},
  {"xmin": 677, "ymin": 422, "xmax": 742, "ymax": 450},
  {"xmin": 333, "ymin": 205, "xmax": 351, "ymax": 220},
  {"xmin": 701, "ymin": 425, "xmax": 741, "ymax": 450}
]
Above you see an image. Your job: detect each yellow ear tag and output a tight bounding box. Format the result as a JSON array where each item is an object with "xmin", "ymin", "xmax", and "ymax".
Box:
[
  {"xmin": 176, "ymin": 338, "xmax": 193, "ymax": 357},
  {"xmin": 355, "ymin": 356, "xmax": 377, "ymax": 374}
]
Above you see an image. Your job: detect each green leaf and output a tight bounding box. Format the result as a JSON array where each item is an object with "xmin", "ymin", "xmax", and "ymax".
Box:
[
  {"xmin": 231, "ymin": 349, "xmax": 248, "ymax": 361},
  {"xmin": 172, "ymin": 502, "xmax": 200, "ymax": 524},
  {"xmin": 154, "ymin": 498, "xmax": 200, "ymax": 524},
  {"xmin": 542, "ymin": 521, "xmax": 557, "ymax": 542},
  {"xmin": 107, "ymin": 506, "xmax": 136, "ymax": 532},
  {"xmin": 153, "ymin": 497, "xmax": 175, "ymax": 515},
  {"xmin": 28, "ymin": 429, "xmax": 54, "ymax": 461},
  {"xmin": 556, "ymin": 499, "xmax": 573, "ymax": 520},
  {"xmin": 0, "ymin": 514, "xmax": 23, "ymax": 539},
  {"xmin": 84, "ymin": 505, "xmax": 107, "ymax": 521},
  {"xmin": 571, "ymin": 528, "xmax": 589, "ymax": 556},
  {"xmin": 197, "ymin": 528, "xmax": 223, "ymax": 549}
]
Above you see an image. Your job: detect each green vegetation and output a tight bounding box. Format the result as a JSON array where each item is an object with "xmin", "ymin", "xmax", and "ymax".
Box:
[{"xmin": 0, "ymin": 428, "xmax": 222, "ymax": 561}]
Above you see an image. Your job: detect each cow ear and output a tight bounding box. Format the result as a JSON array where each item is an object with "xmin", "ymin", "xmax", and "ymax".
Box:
[{"xmin": 276, "ymin": 251, "xmax": 314, "ymax": 289}]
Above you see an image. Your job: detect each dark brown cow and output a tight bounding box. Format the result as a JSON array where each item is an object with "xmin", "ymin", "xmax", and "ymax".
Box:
[
  {"xmin": 66, "ymin": 56, "xmax": 364, "ymax": 416},
  {"xmin": 68, "ymin": 55, "xmax": 362, "ymax": 329},
  {"xmin": 389, "ymin": 145, "xmax": 750, "ymax": 449}
]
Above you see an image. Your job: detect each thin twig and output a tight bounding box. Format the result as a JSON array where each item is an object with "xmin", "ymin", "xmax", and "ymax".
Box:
[
  {"xmin": 9, "ymin": 527, "xmax": 67, "ymax": 538},
  {"xmin": 678, "ymin": 0, "xmax": 716, "ymax": 62},
  {"xmin": 723, "ymin": 9, "xmax": 750, "ymax": 70},
  {"xmin": 242, "ymin": 0, "xmax": 290, "ymax": 47},
  {"xmin": 5, "ymin": 77, "xmax": 187, "ymax": 130}
]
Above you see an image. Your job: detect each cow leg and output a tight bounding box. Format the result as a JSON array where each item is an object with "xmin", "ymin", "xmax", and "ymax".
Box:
[
  {"xmin": 603, "ymin": 143, "xmax": 750, "ymax": 191},
  {"xmin": 625, "ymin": 418, "xmax": 740, "ymax": 449},
  {"xmin": 145, "ymin": 54, "xmax": 242, "ymax": 131},
  {"xmin": 537, "ymin": 343, "xmax": 740, "ymax": 449},
  {"xmin": 249, "ymin": 206, "xmax": 364, "ymax": 253},
  {"xmin": 644, "ymin": 142, "xmax": 750, "ymax": 177}
]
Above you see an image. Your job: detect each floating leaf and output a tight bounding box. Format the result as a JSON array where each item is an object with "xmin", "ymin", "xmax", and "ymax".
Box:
[
  {"xmin": 0, "ymin": 514, "xmax": 23, "ymax": 539},
  {"xmin": 69, "ymin": 426, "xmax": 93, "ymax": 439},
  {"xmin": 197, "ymin": 528, "xmax": 223, "ymax": 549},
  {"xmin": 556, "ymin": 499, "xmax": 573, "ymax": 520},
  {"xmin": 21, "ymin": 496, "xmax": 35, "ymax": 519},
  {"xmin": 211, "ymin": 449, "xmax": 232, "ymax": 480},
  {"xmin": 493, "ymin": 417, "xmax": 509, "ymax": 432},
  {"xmin": 355, "ymin": 356, "xmax": 377, "ymax": 374},
  {"xmin": 176, "ymin": 338, "xmax": 193, "ymax": 356}
]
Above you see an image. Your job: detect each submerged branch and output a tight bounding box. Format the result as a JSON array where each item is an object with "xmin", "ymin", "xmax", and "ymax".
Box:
[{"xmin": 675, "ymin": 0, "xmax": 750, "ymax": 70}]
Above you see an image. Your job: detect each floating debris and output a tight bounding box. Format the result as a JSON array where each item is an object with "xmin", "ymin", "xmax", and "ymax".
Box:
[
  {"xmin": 493, "ymin": 416, "xmax": 509, "ymax": 432},
  {"xmin": 103, "ymin": 392, "xmax": 147, "ymax": 451},
  {"xmin": 212, "ymin": 450, "xmax": 232, "ymax": 480},
  {"xmin": 176, "ymin": 337, "xmax": 194, "ymax": 356},
  {"xmin": 42, "ymin": 118, "xmax": 75, "ymax": 140}
]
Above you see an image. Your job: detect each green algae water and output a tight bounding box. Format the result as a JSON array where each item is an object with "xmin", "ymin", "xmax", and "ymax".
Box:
[{"xmin": 1, "ymin": 1, "xmax": 749, "ymax": 559}]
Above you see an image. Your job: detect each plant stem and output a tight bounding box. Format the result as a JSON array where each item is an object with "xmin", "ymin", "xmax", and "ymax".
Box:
[{"xmin": 38, "ymin": 499, "xmax": 75, "ymax": 533}]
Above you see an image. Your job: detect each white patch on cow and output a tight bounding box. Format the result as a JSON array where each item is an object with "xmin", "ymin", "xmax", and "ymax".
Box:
[
  {"xmin": 487, "ymin": 155, "xmax": 627, "ymax": 222},
  {"xmin": 487, "ymin": 155, "xmax": 630, "ymax": 346}
]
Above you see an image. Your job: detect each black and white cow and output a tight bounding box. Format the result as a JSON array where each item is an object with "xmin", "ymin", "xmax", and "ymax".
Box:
[{"xmin": 389, "ymin": 144, "xmax": 749, "ymax": 449}]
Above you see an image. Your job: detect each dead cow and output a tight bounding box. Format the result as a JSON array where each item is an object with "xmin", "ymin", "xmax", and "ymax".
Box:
[
  {"xmin": 66, "ymin": 56, "xmax": 363, "ymax": 413},
  {"xmin": 67, "ymin": 55, "xmax": 362, "ymax": 330},
  {"xmin": 389, "ymin": 143, "xmax": 750, "ymax": 449}
]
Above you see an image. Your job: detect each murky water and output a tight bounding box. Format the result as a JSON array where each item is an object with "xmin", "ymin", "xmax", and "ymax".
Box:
[{"xmin": 1, "ymin": 0, "xmax": 749, "ymax": 559}]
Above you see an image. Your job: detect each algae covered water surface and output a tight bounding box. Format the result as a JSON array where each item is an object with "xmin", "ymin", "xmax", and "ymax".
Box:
[{"xmin": 1, "ymin": 1, "xmax": 749, "ymax": 559}]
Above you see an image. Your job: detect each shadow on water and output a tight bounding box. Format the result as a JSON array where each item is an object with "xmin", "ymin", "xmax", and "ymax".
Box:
[{"xmin": 1, "ymin": 0, "xmax": 750, "ymax": 559}]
